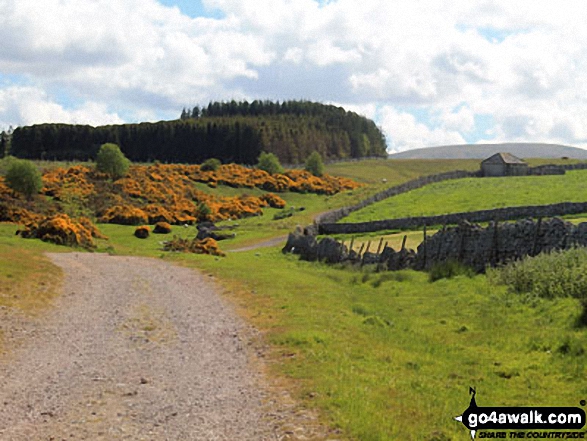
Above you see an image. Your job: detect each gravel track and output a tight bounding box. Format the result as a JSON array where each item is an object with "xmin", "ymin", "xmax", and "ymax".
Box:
[
  {"xmin": 0, "ymin": 253, "xmax": 290, "ymax": 440},
  {"xmin": 230, "ymin": 236, "xmax": 287, "ymax": 253}
]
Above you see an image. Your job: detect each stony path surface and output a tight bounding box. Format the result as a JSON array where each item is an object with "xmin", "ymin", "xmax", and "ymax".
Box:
[
  {"xmin": 230, "ymin": 236, "xmax": 288, "ymax": 253},
  {"xmin": 0, "ymin": 253, "xmax": 289, "ymax": 440}
]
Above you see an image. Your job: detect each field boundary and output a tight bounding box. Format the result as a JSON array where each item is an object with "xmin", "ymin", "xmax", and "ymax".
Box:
[
  {"xmin": 319, "ymin": 201, "xmax": 587, "ymax": 234},
  {"xmin": 313, "ymin": 169, "xmax": 477, "ymax": 227},
  {"xmin": 315, "ymin": 162, "xmax": 587, "ymax": 235}
]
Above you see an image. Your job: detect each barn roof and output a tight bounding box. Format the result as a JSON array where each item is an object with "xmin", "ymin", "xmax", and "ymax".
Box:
[{"xmin": 481, "ymin": 152, "xmax": 527, "ymax": 165}]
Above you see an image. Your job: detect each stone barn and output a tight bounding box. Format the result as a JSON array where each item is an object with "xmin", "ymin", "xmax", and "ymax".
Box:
[{"xmin": 480, "ymin": 152, "xmax": 528, "ymax": 177}]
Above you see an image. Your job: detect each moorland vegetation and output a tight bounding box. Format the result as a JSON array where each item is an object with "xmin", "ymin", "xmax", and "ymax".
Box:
[{"xmin": 0, "ymin": 150, "xmax": 360, "ymax": 250}]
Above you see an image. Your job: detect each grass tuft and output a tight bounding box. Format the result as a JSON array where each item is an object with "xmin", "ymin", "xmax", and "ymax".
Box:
[{"xmin": 428, "ymin": 260, "xmax": 475, "ymax": 282}]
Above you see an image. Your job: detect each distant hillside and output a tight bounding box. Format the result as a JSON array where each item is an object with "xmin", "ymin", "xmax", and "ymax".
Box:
[
  {"xmin": 10, "ymin": 100, "xmax": 387, "ymax": 164},
  {"xmin": 389, "ymin": 143, "xmax": 587, "ymax": 160}
]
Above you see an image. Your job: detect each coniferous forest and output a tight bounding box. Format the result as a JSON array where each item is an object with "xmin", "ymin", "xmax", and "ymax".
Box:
[{"xmin": 9, "ymin": 100, "xmax": 387, "ymax": 164}]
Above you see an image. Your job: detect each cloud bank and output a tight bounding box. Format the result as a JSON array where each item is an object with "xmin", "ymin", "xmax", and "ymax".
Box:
[{"xmin": 1, "ymin": 0, "xmax": 586, "ymax": 151}]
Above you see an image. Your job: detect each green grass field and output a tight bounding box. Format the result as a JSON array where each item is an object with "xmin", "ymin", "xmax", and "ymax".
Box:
[
  {"xmin": 323, "ymin": 157, "xmax": 580, "ymax": 186},
  {"xmin": 345, "ymin": 169, "xmax": 587, "ymax": 223},
  {"xmin": 324, "ymin": 158, "xmax": 479, "ymax": 186},
  {"xmin": 1, "ymin": 158, "xmax": 587, "ymax": 439}
]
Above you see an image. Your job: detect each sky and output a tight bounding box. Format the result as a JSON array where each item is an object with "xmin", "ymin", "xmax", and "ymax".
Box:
[{"xmin": 1, "ymin": 0, "xmax": 587, "ymax": 153}]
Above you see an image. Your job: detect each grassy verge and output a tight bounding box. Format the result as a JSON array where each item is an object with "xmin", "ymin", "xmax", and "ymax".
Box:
[
  {"xmin": 0, "ymin": 223, "xmax": 65, "ymax": 354},
  {"xmin": 0, "ymin": 223, "xmax": 66, "ymax": 312},
  {"xmin": 182, "ymin": 247, "xmax": 587, "ymax": 440}
]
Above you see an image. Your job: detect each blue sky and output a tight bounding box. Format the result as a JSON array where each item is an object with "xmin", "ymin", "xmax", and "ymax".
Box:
[
  {"xmin": 1, "ymin": 0, "xmax": 586, "ymax": 152},
  {"xmin": 158, "ymin": 0, "xmax": 223, "ymax": 18}
]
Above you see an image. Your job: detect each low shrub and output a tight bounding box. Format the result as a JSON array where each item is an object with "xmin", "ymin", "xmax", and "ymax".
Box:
[
  {"xmin": 304, "ymin": 151, "xmax": 324, "ymax": 177},
  {"xmin": 4, "ymin": 158, "xmax": 43, "ymax": 199},
  {"xmin": 100, "ymin": 205, "xmax": 149, "ymax": 225},
  {"xmin": 487, "ymin": 247, "xmax": 587, "ymax": 300},
  {"xmin": 488, "ymin": 247, "xmax": 587, "ymax": 326},
  {"xmin": 201, "ymin": 158, "xmax": 221, "ymax": 171},
  {"xmin": 163, "ymin": 236, "xmax": 225, "ymax": 257},
  {"xmin": 96, "ymin": 143, "xmax": 130, "ymax": 179},
  {"xmin": 260, "ymin": 192, "xmax": 286, "ymax": 209},
  {"xmin": 143, "ymin": 204, "xmax": 175, "ymax": 224},
  {"xmin": 134, "ymin": 225, "xmax": 150, "ymax": 239},
  {"xmin": 78, "ymin": 216, "xmax": 108, "ymax": 239},
  {"xmin": 0, "ymin": 204, "xmax": 41, "ymax": 225},
  {"xmin": 256, "ymin": 152, "xmax": 284, "ymax": 175},
  {"xmin": 153, "ymin": 221, "xmax": 172, "ymax": 234},
  {"xmin": 20, "ymin": 214, "xmax": 100, "ymax": 249}
]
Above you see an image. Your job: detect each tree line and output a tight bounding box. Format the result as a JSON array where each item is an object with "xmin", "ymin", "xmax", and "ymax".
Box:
[{"xmin": 9, "ymin": 100, "xmax": 387, "ymax": 164}]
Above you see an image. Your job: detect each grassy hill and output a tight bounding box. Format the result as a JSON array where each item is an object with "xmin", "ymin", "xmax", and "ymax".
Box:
[{"xmin": 389, "ymin": 142, "xmax": 587, "ymax": 159}]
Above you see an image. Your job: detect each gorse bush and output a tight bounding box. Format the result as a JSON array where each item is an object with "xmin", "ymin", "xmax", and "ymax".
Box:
[
  {"xmin": 4, "ymin": 158, "xmax": 43, "ymax": 199},
  {"xmin": 134, "ymin": 225, "xmax": 150, "ymax": 239},
  {"xmin": 19, "ymin": 214, "xmax": 103, "ymax": 249},
  {"xmin": 96, "ymin": 143, "xmax": 130, "ymax": 179}
]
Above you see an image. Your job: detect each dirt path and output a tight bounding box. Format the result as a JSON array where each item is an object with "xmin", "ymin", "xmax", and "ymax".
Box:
[
  {"xmin": 0, "ymin": 253, "xmax": 292, "ymax": 440},
  {"xmin": 230, "ymin": 236, "xmax": 287, "ymax": 253}
]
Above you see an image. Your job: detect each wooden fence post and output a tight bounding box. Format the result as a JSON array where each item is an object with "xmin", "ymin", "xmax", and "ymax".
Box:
[
  {"xmin": 376, "ymin": 237, "xmax": 384, "ymax": 256},
  {"xmin": 532, "ymin": 217, "xmax": 542, "ymax": 257},
  {"xmin": 357, "ymin": 243, "xmax": 365, "ymax": 262},
  {"xmin": 492, "ymin": 219, "xmax": 499, "ymax": 266},
  {"xmin": 423, "ymin": 224, "xmax": 427, "ymax": 268},
  {"xmin": 361, "ymin": 241, "xmax": 371, "ymax": 267},
  {"xmin": 436, "ymin": 224, "xmax": 446, "ymax": 259}
]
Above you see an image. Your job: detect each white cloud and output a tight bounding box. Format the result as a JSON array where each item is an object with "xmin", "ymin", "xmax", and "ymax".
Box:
[
  {"xmin": 0, "ymin": 0, "xmax": 587, "ymax": 150},
  {"xmin": 378, "ymin": 106, "xmax": 466, "ymax": 152},
  {"xmin": 0, "ymin": 86, "xmax": 123, "ymax": 128},
  {"xmin": 437, "ymin": 106, "xmax": 475, "ymax": 134}
]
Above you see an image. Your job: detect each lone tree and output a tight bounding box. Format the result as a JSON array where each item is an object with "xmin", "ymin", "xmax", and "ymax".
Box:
[
  {"xmin": 96, "ymin": 143, "xmax": 130, "ymax": 179},
  {"xmin": 304, "ymin": 151, "xmax": 324, "ymax": 177},
  {"xmin": 256, "ymin": 152, "xmax": 283, "ymax": 175},
  {"xmin": 200, "ymin": 158, "xmax": 221, "ymax": 171},
  {"xmin": 4, "ymin": 158, "xmax": 43, "ymax": 199}
]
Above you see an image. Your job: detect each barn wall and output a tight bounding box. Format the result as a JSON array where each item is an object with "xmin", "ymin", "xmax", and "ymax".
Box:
[{"xmin": 481, "ymin": 163, "xmax": 505, "ymax": 176}]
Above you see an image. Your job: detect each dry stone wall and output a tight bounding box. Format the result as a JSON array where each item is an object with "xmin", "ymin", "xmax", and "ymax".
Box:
[
  {"xmin": 284, "ymin": 217, "xmax": 587, "ymax": 273},
  {"xmin": 318, "ymin": 202, "xmax": 587, "ymax": 235}
]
